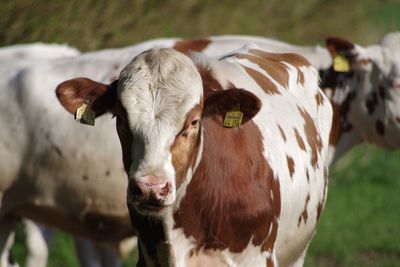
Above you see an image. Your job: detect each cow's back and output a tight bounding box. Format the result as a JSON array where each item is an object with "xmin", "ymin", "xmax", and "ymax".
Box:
[
  {"xmin": 0, "ymin": 43, "xmax": 79, "ymax": 60},
  {"xmin": 0, "ymin": 46, "xmax": 80, "ymax": 192},
  {"xmin": 0, "ymin": 58, "xmax": 133, "ymax": 241}
]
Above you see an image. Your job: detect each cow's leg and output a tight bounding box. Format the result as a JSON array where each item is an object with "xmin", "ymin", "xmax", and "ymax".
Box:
[
  {"xmin": 95, "ymin": 242, "xmax": 122, "ymax": 267},
  {"xmin": 73, "ymin": 237, "xmax": 102, "ymax": 267},
  {"xmin": 116, "ymin": 237, "xmax": 137, "ymax": 260},
  {"xmin": 0, "ymin": 217, "xmax": 18, "ymax": 267},
  {"xmin": 24, "ymin": 220, "xmax": 53, "ymax": 267}
]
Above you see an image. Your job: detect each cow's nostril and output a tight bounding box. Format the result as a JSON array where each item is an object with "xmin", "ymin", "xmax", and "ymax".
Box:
[
  {"xmin": 158, "ymin": 181, "xmax": 171, "ymax": 197},
  {"xmin": 129, "ymin": 180, "xmax": 144, "ymax": 197}
]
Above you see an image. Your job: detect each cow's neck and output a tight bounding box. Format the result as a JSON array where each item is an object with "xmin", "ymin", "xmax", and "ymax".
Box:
[
  {"xmin": 129, "ymin": 207, "xmax": 176, "ymax": 267},
  {"xmin": 172, "ymin": 117, "xmax": 278, "ymax": 261}
]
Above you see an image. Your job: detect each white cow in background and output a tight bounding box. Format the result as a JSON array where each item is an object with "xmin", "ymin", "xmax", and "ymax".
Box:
[
  {"xmin": 0, "ymin": 44, "xmax": 135, "ymax": 267},
  {"xmin": 0, "ymin": 43, "xmax": 79, "ymax": 60},
  {"xmin": 0, "ymin": 43, "xmax": 80, "ymax": 267}
]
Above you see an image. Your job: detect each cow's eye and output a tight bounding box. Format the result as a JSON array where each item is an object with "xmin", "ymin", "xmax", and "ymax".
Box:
[{"xmin": 191, "ymin": 119, "xmax": 199, "ymax": 127}]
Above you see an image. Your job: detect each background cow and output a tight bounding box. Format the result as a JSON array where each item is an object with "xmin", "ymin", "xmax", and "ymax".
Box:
[
  {"xmin": 0, "ymin": 43, "xmax": 80, "ymax": 267},
  {"xmin": 0, "ymin": 45, "xmax": 135, "ymax": 267},
  {"xmin": 318, "ymin": 32, "xmax": 400, "ymax": 163},
  {"xmin": 56, "ymin": 46, "xmax": 332, "ymax": 266}
]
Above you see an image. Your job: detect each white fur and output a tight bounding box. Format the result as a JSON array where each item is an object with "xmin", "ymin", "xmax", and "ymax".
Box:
[
  {"xmin": 0, "ymin": 45, "xmax": 135, "ymax": 267},
  {"xmin": 119, "ymin": 49, "xmax": 203, "ymax": 205},
  {"xmin": 0, "ymin": 43, "xmax": 79, "ymax": 60}
]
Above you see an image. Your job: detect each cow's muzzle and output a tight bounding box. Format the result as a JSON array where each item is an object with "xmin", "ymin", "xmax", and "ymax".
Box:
[{"xmin": 128, "ymin": 175, "xmax": 172, "ymax": 216}]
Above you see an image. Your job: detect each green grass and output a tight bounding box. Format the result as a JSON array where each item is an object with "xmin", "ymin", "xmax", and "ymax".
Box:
[
  {"xmin": 2, "ymin": 0, "xmax": 400, "ymax": 266},
  {"xmin": 306, "ymin": 145, "xmax": 400, "ymax": 267},
  {"xmin": 1, "ymin": 0, "xmax": 399, "ymax": 50}
]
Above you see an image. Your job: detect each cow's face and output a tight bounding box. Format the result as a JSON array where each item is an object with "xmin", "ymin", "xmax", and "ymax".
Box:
[
  {"xmin": 114, "ymin": 48, "xmax": 204, "ymax": 217},
  {"xmin": 321, "ymin": 32, "xmax": 400, "ymax": 102},
  {"xmin": 56, "ymin": 48, "xmax": 261, "ymax": 218}
]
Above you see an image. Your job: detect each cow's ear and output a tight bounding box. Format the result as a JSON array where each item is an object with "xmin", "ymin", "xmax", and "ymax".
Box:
[
  {"xmin": 326, "ymin": 37, "xmax": 369, "ymax": 72},
  {"xmin": 203, "ymin": 89, "xmax": 262, "ymax": 126},
  {"xmin": 56, "ymin": 78, "xmax": 118, "ymax": 117}
]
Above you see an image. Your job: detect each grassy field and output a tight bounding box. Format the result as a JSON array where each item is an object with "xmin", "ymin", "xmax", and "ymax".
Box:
[{"xmin": 2, "ymin": 0, "xmax": 400, "ymax": 266}]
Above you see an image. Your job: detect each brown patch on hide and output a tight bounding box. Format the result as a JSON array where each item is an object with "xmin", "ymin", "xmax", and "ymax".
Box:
[
  {"xmin": 294, "ymin": 128, "xmax": 306, "ymax": 151},
  {"xmin": 298, "ymin": 108, "xmax": 323, "ymax": 168},
  {"xmin": 315, "ymin": 92, "xmax": 325, "ymax": 106},
  {"xmin": 238, "ymin": 53, "xmax": 289, "ymax": 89},
  {"xmin": 174, "ymin": 38, "xmax": 211, "ymax": 54},
  {"xmin": 298, "ymin": 194, "xmax": 310, "ymax": 226},
  {"xmin": 286, "ymin": 155, "xmax": 295, "ymax": 178},
  {"xmin": 249, "ymin": 49, "xmax": 311, "ymax": 86},
  {"xmin": 197, "ymin": 65, "xmax": 223, "ymax": 99},
  {"xmin": 171, "ymin": 104, "xmax": 202, "ymax": 190},
  {"xmin": 241, "ymin": 65, "xmax": 280, "ymax": 95},
  {"xmin": 329, "ymin": 101, "xmax": 342, "ymax": 145},
  {"xmin": 278, "ymin": 125, "xmax": 287, "ymax": 142},
  {"xmin": 174, "ymin": 118, "xmax": 280, "ymax": 254}
]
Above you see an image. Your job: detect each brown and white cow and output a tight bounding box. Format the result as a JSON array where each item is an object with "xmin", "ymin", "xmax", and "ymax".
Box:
[
  {"xmin": 57, "ymin": 46, "xmax": 332, "ymax": 266},
  {"xmin": 319, "ymin": 32, "xmax": 400, "ymax": 163}
]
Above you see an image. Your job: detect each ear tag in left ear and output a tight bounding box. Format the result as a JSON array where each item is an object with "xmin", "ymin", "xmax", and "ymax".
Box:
[
  {"xmin": 333, "ymin": 55, "xmax": 350, "ymax": 72},
  {"xmin": 223, "ymin": 106, "xmax": 243, "ymax": 128},
  {"xmin": 75, "ymin": 102, "xmax": 95, "ymax": 126}
]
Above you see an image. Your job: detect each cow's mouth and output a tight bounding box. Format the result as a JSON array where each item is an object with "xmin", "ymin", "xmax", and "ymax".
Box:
[{"xmin": 136, "ymin": 202, "xmax": 170, "ymax": 216}]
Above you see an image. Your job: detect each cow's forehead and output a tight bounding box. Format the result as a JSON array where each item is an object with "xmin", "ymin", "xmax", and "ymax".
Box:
[
  {"xmin": 366, "ymin": 33, "xmax": 400, "ymax": 78},
  {"xmin": 117, "ymin": 48, "xmax": 203, "ymax": 132}
]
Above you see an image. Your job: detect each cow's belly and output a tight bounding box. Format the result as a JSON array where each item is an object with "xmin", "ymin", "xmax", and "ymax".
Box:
[
  {"xmin": 0, "ymin": 91, "xmax": 27, "ymax": 192},
  {"xmin": 0, "ymin": 137, "xmax": 133, "ymax": 241}
]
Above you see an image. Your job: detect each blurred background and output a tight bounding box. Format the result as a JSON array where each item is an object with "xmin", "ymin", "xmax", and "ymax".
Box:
[{"xmin": 1, "ymin": 0, "xmax": 399, "ymax": 266}]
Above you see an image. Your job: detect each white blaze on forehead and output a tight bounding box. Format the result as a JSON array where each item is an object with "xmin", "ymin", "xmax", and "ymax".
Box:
[{"xmin": 117, "ymin": 48, "xmax": 203, "ymax": 177}]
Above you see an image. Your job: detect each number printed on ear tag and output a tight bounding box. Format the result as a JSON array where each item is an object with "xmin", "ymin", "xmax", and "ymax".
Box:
[
  {"xmin": 75, "ymin": 102, "xmax": 95, "ymax": 126},
  {"xmin": 333, "ymin": 55, "xmax": 350, "ymax": 72},
  {"xmin": 223, "ymin": 107, "xmax": 243, "ymax": 128}
]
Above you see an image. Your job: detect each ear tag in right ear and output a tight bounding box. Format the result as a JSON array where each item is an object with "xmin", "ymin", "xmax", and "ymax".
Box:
[
  {"xmin": 75, "ymin": 102, "xmax": 95, "ymax": 126},
  {"xmin": 223, "ymin": 106, "xmax": 243, "ymax": 128},
  {"xmin": 333, "ymin": 55, "xmax": 350, "ymax": 72}
]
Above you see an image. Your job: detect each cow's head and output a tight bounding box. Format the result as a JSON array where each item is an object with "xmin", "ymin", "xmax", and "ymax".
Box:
[
  {"xmin": 56, "ymin": 48, "xmax": 261, "ymax": 218},
  {"xmin": 321, "ymin": 32, "xmax": 400, "ymax": 98},
  {"xmin": 319, "ymin": 32, "xmax": 400, "ymax": 158}
]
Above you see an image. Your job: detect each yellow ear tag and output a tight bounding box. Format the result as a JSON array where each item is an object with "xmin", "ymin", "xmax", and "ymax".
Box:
[
  {"xmin": 333, "ymin": 55, "xmax": 350, "ymax": 72},
  {"xmin": 75, "ymin": 102, "xmax": 95, "ymax": 126},
  {"xmin": 223, "ymin": 107, "xmax": 243, "ymax": 128}
]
